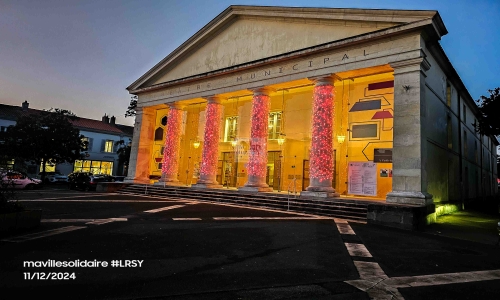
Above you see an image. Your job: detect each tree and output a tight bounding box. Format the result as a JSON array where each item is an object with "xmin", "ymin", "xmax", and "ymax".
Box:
[
  {"xmin": 115, "ymin": 139, "xmax": 131, "ymax": 176},
  {"xmin": 125, "ymin": 95, "xmax": 138, "ymax": 117},
  {"xmin": 2, "ymin": 109, "xmax": 86, "ymax": 181},
  {"xmin": 475, "ymin": 87, "xmax": 500, "ymax": 137}
]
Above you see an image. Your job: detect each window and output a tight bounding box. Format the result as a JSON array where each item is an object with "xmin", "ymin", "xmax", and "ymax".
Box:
[
  {"xmin": 268, "ymin": 112, "xmax": 282, "ymax": 139},
  {"xmin": 447, "ymin": 115, "xmax": 452, "ymax": 149},
  {"xmin": 82, "ymin": 137, "xmax": 89, "ymax": 151},
  {"xmin": 474, "ymin": 140, "xmax": 478, "ymax": 163},
  {"xmin": 40, "ymin": 161, "xmax": 56, "ymax": 173},
  {"xmin": 446, "ymin": 82, "xmax": 451, "ymax": 107},
  {"xmin": 463, "ymin": 130, "xmax": 467, "ymax": 156},
  {"xmin": 224, "ymin": 116, "xmax": 238, "ymax": 142},
  {"xmin": 74, "ymin": 160, "xmax": 113, "ymax": 175},
  {"xmin": 0, "ymin": 126, "xmax": 6, "ymax": 132},
  {"xmin": 103, "ymin": 140, "xmax": 114, "ymax": 153}
]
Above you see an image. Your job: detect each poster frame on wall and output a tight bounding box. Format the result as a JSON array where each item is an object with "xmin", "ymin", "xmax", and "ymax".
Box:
[{"xmin": 347, "ymin": 161, "xmax": 377, "ymax": 196}]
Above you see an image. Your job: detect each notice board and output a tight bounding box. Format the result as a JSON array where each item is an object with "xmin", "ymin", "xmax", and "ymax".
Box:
[{"xmin": 348, "ymin": 162, "xmax": 377, "ymax": 196}]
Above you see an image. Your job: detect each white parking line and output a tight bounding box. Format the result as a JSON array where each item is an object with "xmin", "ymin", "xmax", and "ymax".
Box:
[
  {"xmin": 345, "ymin": 243, "xmax": 373, "ymax": 258},
  {"xmin": 337, "ymin": 223, "xmax": 355, "ymax": 235},
  {"xmin": 144, "ymin": 205, "xmax": 186, "ymax": 213},
  {"xmin": 1, "ymin": 226, "xmax": 86, "ymax": 242}
]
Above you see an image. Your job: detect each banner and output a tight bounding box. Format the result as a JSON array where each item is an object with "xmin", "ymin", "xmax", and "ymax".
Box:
[{"xmin": 348, "ymin": 162, "xmax": 377, "ymax": 196}]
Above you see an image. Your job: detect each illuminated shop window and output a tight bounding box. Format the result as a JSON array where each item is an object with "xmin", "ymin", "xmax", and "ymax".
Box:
[
  {"xmin": 224, "ymin": 116, "xmax": 238, "ymax": 142},
  {"xmin": 39, "ymin": 161, "xmax": 56, "ymax": 172},
  {"xmin": 73, "ymin": 160, "xmax": 113, "ymax": 175},
  {"xmin": 268, "ymin": 112, "xmax": 282, "ymax": 140}
]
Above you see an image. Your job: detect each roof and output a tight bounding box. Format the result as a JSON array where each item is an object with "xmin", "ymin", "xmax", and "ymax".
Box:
[
  {"xmin": 127, "ymin": 5, "xmax": 446, "ymax": 92},
  {"xmin": 0, "ymin": 103, "xmax": 133, "ymax": 136}
]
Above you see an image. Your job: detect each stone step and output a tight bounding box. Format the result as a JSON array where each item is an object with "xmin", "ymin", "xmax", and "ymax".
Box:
[
  {"xmin": 120, "ymin": 189, "xmax": 367, "ymax": 214},
  {"xmin": 118, "ymin": 184, "xmax": 368, "ymax": 221}
]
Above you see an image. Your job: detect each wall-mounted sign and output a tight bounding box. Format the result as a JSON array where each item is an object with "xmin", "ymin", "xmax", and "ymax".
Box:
[
  {"xmin": 348, "ymin": 162, "xmax": 377, "ymax": 196},
  {"xmin": 374, "ymin": 148, "xmax": 392, "ymax": 163}
]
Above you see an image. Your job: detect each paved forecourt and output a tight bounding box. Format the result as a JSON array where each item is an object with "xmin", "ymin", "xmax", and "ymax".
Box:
[{"xmin": 0, "ymin": 190, "xmax": 499, "ymax": 299}]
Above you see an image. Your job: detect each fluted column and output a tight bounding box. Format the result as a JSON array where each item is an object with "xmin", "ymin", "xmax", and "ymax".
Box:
[
  {"xmin": 193, "ymin": 96, "xmax": 224, "ymax": 189},
  {"xmin": 301, "ymin": 75, "xmax": 339, "ymax": 198},
  {"xmin": 125, "ymin": 106, "xmax": 156, "ymax": 184},
  {"xmin": 239, "ymin": 87, "xmax": 273, "ymax": 193},
  {"xmin": 158, "ymin": 103, "xmax": 184, "ymax": 185}
]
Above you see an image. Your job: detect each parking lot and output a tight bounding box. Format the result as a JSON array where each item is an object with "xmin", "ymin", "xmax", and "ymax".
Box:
[{"xmin": 1, "ymin": 189, "xmax": 500, "ymax": 299}]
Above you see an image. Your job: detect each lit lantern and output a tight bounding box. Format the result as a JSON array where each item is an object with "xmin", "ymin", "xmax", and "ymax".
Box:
[
  {"xmin": 337, "ymin": 135, "xmax": 345, "ymax": 144},
  {"xmin": 230, "ymin": 139, "xmax": 238, "ymax": 147},
  {"xmin": 277, "ymin": 134, "xmax": 285, "ymax": 146},
  {"xmin": 193, "ymin": 139, "xmax": 201, "ymax": 149}
]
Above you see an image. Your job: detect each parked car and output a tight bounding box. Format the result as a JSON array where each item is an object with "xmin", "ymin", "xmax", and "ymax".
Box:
[
  {"xmin": 112, "ymin": 176, "xmax": 126, "ymax": 182},
  {"xmin": 67, "ymin": 172, "xmax": 113, "ymax": 191},
  {"xmin": 1, "ymin": 170, "xmax": 42, "ymax": 190},
  {"xmin": 39, "ymin": 171, "xmax": 68, "ymax": 184}
]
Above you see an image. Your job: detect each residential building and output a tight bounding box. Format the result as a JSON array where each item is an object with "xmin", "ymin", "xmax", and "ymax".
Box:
[{"xmin": 0, "ymin": 101, "xmax": 133, "ymax": 177}]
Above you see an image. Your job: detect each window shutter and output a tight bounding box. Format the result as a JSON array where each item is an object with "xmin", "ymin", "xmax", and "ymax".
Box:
[
  {"xmin": 100, "ymin": 140, "xmax": 105, "ymax": 152},
  {"xmin": 88, "ymin": 138, "xmax": 94, "ymax": 152}
]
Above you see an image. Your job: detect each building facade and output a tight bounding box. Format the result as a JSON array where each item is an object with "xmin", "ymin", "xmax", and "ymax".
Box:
[
  {"xmin": 0, "ymin": 101, "xmax": 133, "ymax": 177},
  {"xmin": 126, "ymin": 6, "xmax": 498, "ymax": 209}
]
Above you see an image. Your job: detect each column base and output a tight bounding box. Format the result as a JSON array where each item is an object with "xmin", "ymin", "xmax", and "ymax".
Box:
[
  {"xmin": 300, "ymin": 191, "xmax": 340, "ymax": 199},
  {"xmin": 238, "ymin": 186, "xmax": 273, "ymax": 193},
  {"xmin": 386, "ymin": 191, "xmax": 433, "ymax": 206},
  {"xmin": 191, "ymin": 183, "xmax": 223, "ymax": 189}
]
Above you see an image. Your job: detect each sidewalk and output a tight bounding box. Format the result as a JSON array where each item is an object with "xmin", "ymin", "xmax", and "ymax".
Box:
[{"xmin": 424, "ymin": 210, "xmax": 500, "ymax": 245}]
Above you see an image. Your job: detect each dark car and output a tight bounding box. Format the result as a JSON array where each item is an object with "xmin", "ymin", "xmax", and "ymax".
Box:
[{"xmin": 67, "ymin": 172, "xmax": 113, "ymax": 191}]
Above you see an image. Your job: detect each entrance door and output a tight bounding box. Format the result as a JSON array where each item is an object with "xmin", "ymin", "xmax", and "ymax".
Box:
[
  {"xmin": 222, "ymin": 152, "xmax": 237, "ymax": 187},
  {"xmin": 266, "ymin": 151, "xmax": 282, "ymax": 190}
]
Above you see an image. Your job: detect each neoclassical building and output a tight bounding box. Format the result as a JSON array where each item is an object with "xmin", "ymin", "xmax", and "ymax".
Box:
[{"xmin": 126, "ymin": 6, "xmax": 498, "ymax": 210}]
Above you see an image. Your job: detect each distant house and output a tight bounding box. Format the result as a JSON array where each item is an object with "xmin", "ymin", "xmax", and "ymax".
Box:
[{"xmin": 0, "ymin": 101, "xmax": 133, "ymax": 177}]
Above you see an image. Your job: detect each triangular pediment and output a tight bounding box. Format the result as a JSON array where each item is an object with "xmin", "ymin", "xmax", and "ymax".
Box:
[{"xmin": 129, "ymin": 6, "xmax": 444, "ymax": 91}]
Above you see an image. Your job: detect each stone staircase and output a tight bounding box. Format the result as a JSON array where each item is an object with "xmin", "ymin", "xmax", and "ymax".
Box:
[{"xmin": 117, "ymin": 184, "xmax": 369, "ymax": 221}]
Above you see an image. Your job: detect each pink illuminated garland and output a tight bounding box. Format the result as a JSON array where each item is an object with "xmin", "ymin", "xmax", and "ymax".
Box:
[
  {"xmin": 200, "ymin": 102, "xmax": 223, "ymax": 177},
  {"xmin": 161, "ymin": 108, "xmax": 183, "ymax": 177},
  {"xmin": 247, "ymin": 94, "xmax": 270, "ymax": 178},
  {"xmin": 309, "ymin": 85, "xmax": 334, "ymax": 183}
]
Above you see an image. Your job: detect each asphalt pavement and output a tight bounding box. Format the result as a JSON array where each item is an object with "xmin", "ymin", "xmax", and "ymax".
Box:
[{"xmin": 1, "ymin": 189, "xmax": 499, "ymax": 299}]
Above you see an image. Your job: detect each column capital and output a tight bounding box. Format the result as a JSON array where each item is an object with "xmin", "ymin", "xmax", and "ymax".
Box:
[
  {"xmin": 307, "ymin": 74, "xmax": 341, "ymax": 86},
  {"xmin": 202, "ymin": 95, "xmax": 225, "ymax": 104},
  {"xmin": 249, "ymin": 86, "xmax": 274, "ymax": 96},
  {"xmin": 167, "ymin": 102, "xmax": 185, "ymax": 110},
  {"xmin": 390, "ymin": 57, "xmax": 431, "ymax": 75}
]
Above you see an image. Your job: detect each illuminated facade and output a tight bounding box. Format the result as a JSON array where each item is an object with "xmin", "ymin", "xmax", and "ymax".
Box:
[{"xmin": 125, "ymin": 6, "xmax": 498, "ymax": 208}]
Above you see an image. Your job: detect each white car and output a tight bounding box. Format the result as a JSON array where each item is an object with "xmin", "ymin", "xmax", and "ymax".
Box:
[
  {"xmin": 1, "ymin": 170, "xmax": 42, "ymax": 190},
  {"xmin": 39, "ymin": 171, "xmax": 68, "ymax": 183}
]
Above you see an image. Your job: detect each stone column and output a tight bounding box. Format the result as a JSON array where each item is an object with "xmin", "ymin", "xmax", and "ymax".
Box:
[
  {"xmin": 301, "ymin": 75, "xmax": 339, "ymax": 198},
  {"xmin": 125, "ymin": 106, "xmax": 155, "ymax": 184},
  {"xmin": 386, "ymin": 57, "xmax": 433, "ymax": 205},
  {"xmin": 192, "ymin": 96, "xmax": 224, "ymax": 189},
  {"xmin": 158, "ymin": 103, "xmax": 185, "ymax": 185},
  {"xmin": 239, "ymin": 87, "xmax": 273, "ymax": 192}
]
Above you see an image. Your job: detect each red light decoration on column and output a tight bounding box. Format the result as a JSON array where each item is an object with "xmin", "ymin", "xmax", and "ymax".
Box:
[
  {"xmin": 161, "ymin": 107, "xmax": 183, "ymax": 179},
  {"xmin": 199, "ymin": 101, "xmax": 223, "ymax": 179},
  {"xmin": 247, "ymin": 93, "xmax": 270, "ymax": 178},
  {"xmin": 309, "ymin": 84, "xmax": 335, "ymax": 183}
]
